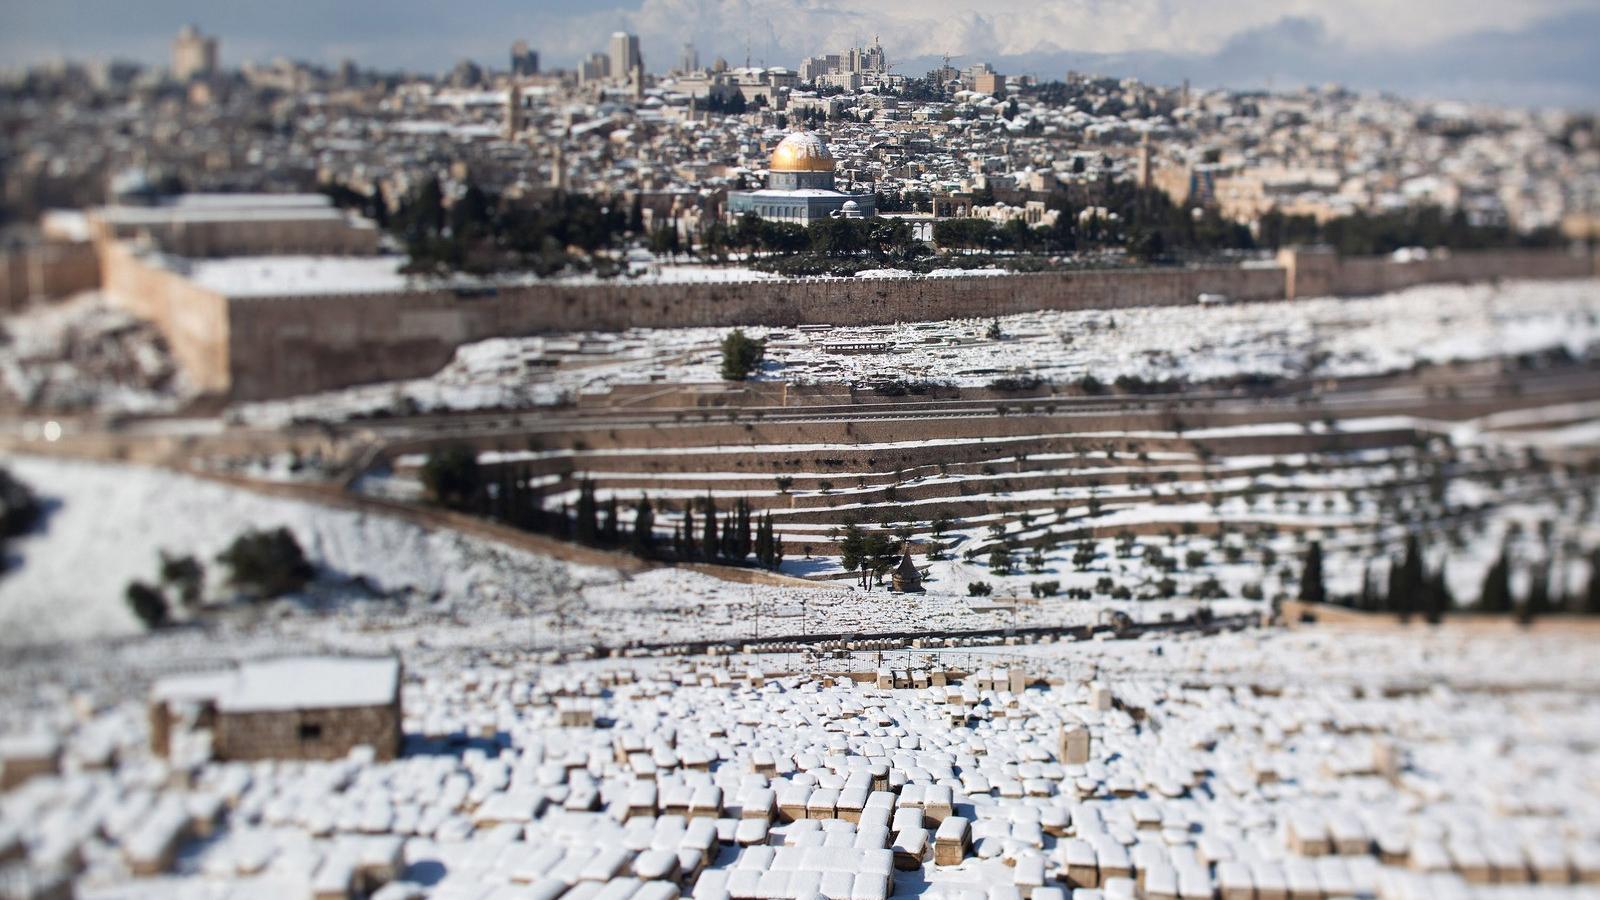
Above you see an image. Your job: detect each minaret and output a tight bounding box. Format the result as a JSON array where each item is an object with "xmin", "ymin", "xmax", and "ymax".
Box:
[
  {"xmin": 504, "ymin": 82, "xmax": 523, "ymax": 140},
  {"xmin": 550, "ymin": 144, "xmax": 566, "ymax": 191}
]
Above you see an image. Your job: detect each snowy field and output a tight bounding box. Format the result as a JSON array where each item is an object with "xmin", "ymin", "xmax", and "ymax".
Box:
[
  {"xmin": 0, "ymin": 456, "xmax": 1241, "ymax": 649},
  {"xmin": 235, "ymin": 278, "xmax": 1600, "ymax": 424},
  {"xmin": 1, "ymin": 626, "xmax": 1597, "ymax": 898}
]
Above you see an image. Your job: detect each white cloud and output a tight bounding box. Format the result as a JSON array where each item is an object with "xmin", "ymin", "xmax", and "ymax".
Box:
[{"xmin": 537, "ymin": 0, "xmax": 1592, "ymax": 68}]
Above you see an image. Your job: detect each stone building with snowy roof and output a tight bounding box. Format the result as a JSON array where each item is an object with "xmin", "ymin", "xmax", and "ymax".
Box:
[{"xmin": 149, "ymin": 656, "xmax": 402, "ymax": 762}]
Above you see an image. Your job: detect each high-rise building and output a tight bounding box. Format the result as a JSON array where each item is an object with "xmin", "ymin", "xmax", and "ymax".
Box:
[
  {"xmin": 171, "ymin": 25, "xmax": 218, "ymax": 82},
  {"xmin": 580, "ymin": 52, "xmax": 611, "ymax": 83},
  {"xmin": 510, "ymin": 40, "xmax": 539, "ymax": 77},
  {"xmin": 973, "ymin": 70, "xmax": 1005, "ymax": 97},
  {"xmin": 679, "ymin": 43, "xmax": 700, "ymax": 75},
  {"xmin": 609, "ymin": 32, "xmax": 641, "ymax": 81}
]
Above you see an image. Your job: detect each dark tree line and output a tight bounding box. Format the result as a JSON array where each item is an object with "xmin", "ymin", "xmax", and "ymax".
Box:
[
  {"xmin": 1300, "ymin": 533, "xmax": 1600, "ymax": 623},
  {"xmin": 421, "ymin": 446, "xmax": 783, "ymax": 570},
  {"xmin": 702, "ymin": 213, "xmax": 921, "ymax": 262},
  {"xmin": 1258, "ymin": 205, "xmax": 1564, "ymax": 255},
  {"xmin": 326, "ymin": 177, "xmax": 633, "ymax": 277}
]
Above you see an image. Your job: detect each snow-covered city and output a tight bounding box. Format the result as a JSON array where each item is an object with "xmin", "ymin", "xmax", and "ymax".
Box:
[{"xmin": 3, "ymin": 4, "xmax": 1600, "ymax": 900}]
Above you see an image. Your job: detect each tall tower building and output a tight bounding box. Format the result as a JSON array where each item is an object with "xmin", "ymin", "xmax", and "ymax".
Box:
[
  {"xmin": 504, "ymin": 83, "xmax": 524, "ymax": 139},
  {"xmin": 609, "ymin": 32, "xmax": 641, "ymax": 82},
  {"xmin": 171, "ymin": 24, "xmax": 218, "ymax": 82},
  {"xmin": 679, "ymin": 42, "xmax": 700, "ymax": 74},
  {"xmin": 510, "ymin": 40, "xmax": 539, "ymax": 77}
]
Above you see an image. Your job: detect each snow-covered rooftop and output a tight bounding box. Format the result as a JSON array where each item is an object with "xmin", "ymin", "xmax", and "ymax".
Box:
[{"xmin": 153, "ymin": 656, "xmax": 400, "ymax": 713}]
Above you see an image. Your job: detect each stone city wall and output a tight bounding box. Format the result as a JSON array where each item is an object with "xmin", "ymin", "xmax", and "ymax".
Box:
[
  {"xmin": 100, "ymin": 241, "xmax": 233, "ymax": 394},
  {"xmin": 105, "ymin": 244, "xmax": 1595, "ymax": 400},
  {"xmin": 220, "ymin": 265, "xmax": 1285, "ymax": 400},
  {"xmin": 0, "ymin": 241, "xmax": 101, "ymax": 311}
]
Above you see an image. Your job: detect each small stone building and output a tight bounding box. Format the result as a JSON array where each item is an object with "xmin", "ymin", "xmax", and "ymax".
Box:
[
  {"xmin": 150, "ymin": 656, "xmax": 403, "ymax": 762},
  {"xmin": 892, "ymin": 547, "xmax": 923, "ymax": 593}
]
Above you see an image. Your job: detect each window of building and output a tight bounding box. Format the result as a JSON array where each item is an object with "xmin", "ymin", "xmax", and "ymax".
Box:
[{"xmin": 299, "ymin": 722, "xmax": 323, "ymax": 741}]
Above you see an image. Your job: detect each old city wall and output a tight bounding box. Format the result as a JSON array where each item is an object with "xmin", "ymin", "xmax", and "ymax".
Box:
[
  {"xmin": 115, "ymin": 244, "xmax": 1596, "ymax": 401},
  {"xmin": 221, "ymin": 265, "xmax": 1286, "ymax": 400},
  {"xmin": 0, "ymin": 241, "xmax": 101, "ymax": 311},
  {"xmin": 100, "ymin": 241, "xmax": 233, "ymax": 394},
  {"xmin": 1326, "ymin": 248, "xmax": 1594, "ymax": 296}
]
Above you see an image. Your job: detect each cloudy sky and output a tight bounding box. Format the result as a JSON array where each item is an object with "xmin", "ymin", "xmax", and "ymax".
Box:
[{"xmin": 4, "ymin": 0, "xmax": 1598, "ymax": 107}]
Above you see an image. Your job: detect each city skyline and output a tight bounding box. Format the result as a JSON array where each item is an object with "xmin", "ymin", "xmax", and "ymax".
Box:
[{"xmin": 3, "ymin": 0, "xmax": 1599, "ymax": 108}]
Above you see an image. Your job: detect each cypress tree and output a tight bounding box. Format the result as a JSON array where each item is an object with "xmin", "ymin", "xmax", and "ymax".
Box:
[
  {"xmin": 1585, "ymin": 549, "xmax": 1600, "ymax": 615},
  {"xmin": 1392, "ymin": 535, "xmax": 1424, "ymax": 621},
  {"xmin": 575, "ymin": 479, "xmax": 599, "ymax": 545},
  {"xmin": 702, "ymin": 494, "xmax": 719, "ymax": 562},
  {"xmin": 1521, "ymin": 564, "xmax": 1551, "ymax": 625},
  {"xmin": 682, "ymin": 504, "xmax": 697, "ymax": 561},
  {"xmin": 1422, "ymin": 561, "xmax": 1451, "ymax": 624},
  {"xmin": 1298, "ymin": 541, "xmax": 1326, "ymax": 604},
  {"xmin": 632, "ymin": 495, "xmax": 655, "ymax": 556},
  {"xmin": 600, "ymin": 496, "xmax": 620, "ymax": 546},
  {"xmin": 1477, "ymin": 550, "xmax": 1512, "ymax": 614},
  {"xmin": 739, "ymin": 499, "xmax": 753, "ymax": 559}
]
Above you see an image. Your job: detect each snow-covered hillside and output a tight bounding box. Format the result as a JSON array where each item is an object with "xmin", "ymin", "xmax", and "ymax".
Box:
[{"xmin": 235, "ymin": 278, "xmax": 1600, "ymax": 424}]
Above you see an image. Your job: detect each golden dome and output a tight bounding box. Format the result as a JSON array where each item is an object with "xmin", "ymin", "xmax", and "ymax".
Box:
[{"xmin": 769, "ymin": 131, "xmax": 836, "ymax": 173}]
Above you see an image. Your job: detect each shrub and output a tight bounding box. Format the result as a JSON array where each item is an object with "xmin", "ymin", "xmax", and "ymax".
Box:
[
  {"xmin": 1110, "ymin": 585, "xmax": 1133, "ymax": 600},
  {"xmin": 1030, "ymin": 580, "xmax": 1060, "ymax": 598},
  {"xmin": 217, "ymin": 527, "xmax": 314, "ymax": 600},
  {"xmin": 421, "ymin": 444, "xmax": 481, "ymax": 511},
  {"xmin": 126, "ymin": 581, "xmax": 169, "ymax": 629},
  {"xmin": 0, "ymin": 467, "xmax": 41, "ymax": 539},
  {"xmin": 720, "ymin": 329, "xmax": 766, "ymax": 381},
  {"xmin": 967, "ymin": 581, "xmax": 993, "ymax": 597},
  {"xmin": 989, "ymin": 375, "xmax": 1043, "ymax": 393},
  {"xmin": 159, "ymin": 553, "xmax": 205, "ymax": 609}
]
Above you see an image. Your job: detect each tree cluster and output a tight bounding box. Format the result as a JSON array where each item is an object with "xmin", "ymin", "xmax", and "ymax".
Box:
[
  {"xmin": 383, "ymin": 177, "xmax": 630, "ymax": 276},
  {"xmin": 837, "ymin": 523, "xmax": 904, "ymax": 589},
  {"xmin": 124, "ymin": 551, "xmax": 207, "ymax": 630},
  {"xmin": 1258, "ymin": 205, "xmax": 1563, "ymax": 255},
  {"xmin": 720, "ymin": 329, "xmax": 766, "ymax": 381},
  {"xmin": 0, "ymin": 467, "xmax": 41, "ymax": 571},
  {"xmin": 216, "ymin": 527, "xmax": 314, "ymax": 600}
]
